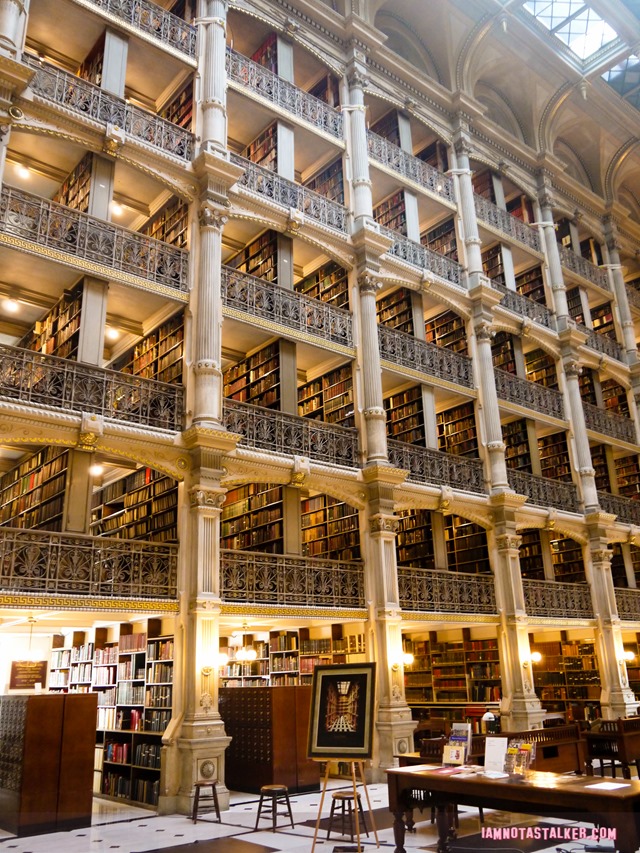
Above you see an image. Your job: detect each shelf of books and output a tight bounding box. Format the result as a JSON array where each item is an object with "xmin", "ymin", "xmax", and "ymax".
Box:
[
  {"xmin": 295, "ymin": 261, "xmax": 349, "ymax": 308},
  {"xmin": 601, "ymin": 378, "xmax": 630, "ymax": 416},
  {"xmin": 519, "ymin": 529, "xmax": 545, "ymax": 580},
  {"xmin": 424, "ymin": 310, "xmax": 467, "ymax": 353},
  {"xmin": 524, "ymin": 348, "xmax": 558, "ymax": 388},
  {"xmin": 472, "ymin": 170, "xmax": 495, "ymax": 201},
  {"xmin": 19, "ymin": 282, "xmax": 83, "ymax": 360},
  {"xmin": 243, "ymin": 122, "xmax": 277, "ymax": 170},
  {"xmin": 566, "ymin": 287, "xmax": 585, "ymax": 324},
  {"xmin": 416, "ymin": 140, "xmax": 449, "ymax": 173},
  {"xmin": 615, "ymin": 454, "xmax": 640, "ymax": 499},
  {"xmin": 421, "ymin": 217, "xmax": 458, "ymax": 260},
  {"xmin": 492, "ymin": 332, "xmax": 516, "ymax": 374},
  {"xmin": 506, "ymin": 193, "xmax": 534, "ymax": 223},
  {"xmin": 160, "ymin": 80, "xmax": 193, "ymax": 130},
  {"xmin": 308, "ymin": 73, "xmax": 340, "ymax": 108},
  {"xmin": 373, "ymin": 191, "xmax": 407, "ymax": 234},
  {"xmin": 78, "ymin": 35, "xmax": 104, "ymax": 85},
  {"xmin": 436, "ymin": 401, "xmax": 478, "ymax": 457},
  {"xmin": 370, "ymin": 111, "xmax": 400, "ymax": 145},
  {"xmin": 550, "ymin": 536, "xmax": 586, "ymax": 583},
  {"xmin": 502, "ymin": 418, "xmax": 532, "ymax": 472},
  {"xmin": 140, "ymin": 198, "xmax": 189, "ymax": 248},
  {"xmin": 376, "ymin": 287, "xmax": 414, "ymax": 332},
  {"xmin": 269, "ymin": 630, "xmax": 299, "ymax": 686},
  {"xmin": 516, "ymin": 266, "xmax": 546, "ymax": 305},
  {"xmin": 53, "ymin": 153, "xmax": 93, "ymax": 213},
  {"xmin": 109, "ymin": 311, "xmax": 184, "ymax": 385},
  {"xmin": 220, "ymin": 483, "xmax": 284, "ymax": 553},
  {"xmin": 301, "ymin": 494, "xmax": 361, "ymax": 560},
  {"xmin": 219, "ymin": 636, "xmax": 270, "ymax": 687},
  {"xmin": 623, "ymin": 633, "xmax": 640, "ymax": 698},
  {"xmin": 444, "ymin": 515, "xmax": 491, "ymax": 574},
  {"xmin": 384, "ymin": 385, "xmax": 426, "ymax": 445},
  {"xmin": 298, "ymin": 364, "xmax": 354, "ymax": 426},
  {"xmin": 251, "ymin": 33, "xmax": 277, "ymax": 72},
  {"xmin": 580, "ymin": 236, "xmax": 603, "ymax": 267},
  {"xmin": 530, "ymin": 635, "xmax": 600, "ymax": 721},
  {"xmin": 91, "ymin": 467, "xmax": 178, "ymax": 543},
  {"xmin": 304, "ymin": 158, "xmax": 344, "ymax": 203},
  {"xmin": 538, "ymin": 432, "xmax": 572, "ymax": 481},
  {"xmin": 226, "ymin": 230, "xmax": 278, "ymax": 282},
  {"xmin": 481, "ymin": 243, "xmax": 504, "ymax": 284},
  {"xmin": 590, "ymin": 444, "xmax": 611, "ymax": 492},
  {"xmin": 0, "ymin": 446, "xmax": 69, "ymax": 532},
  {"xmin": 223, "ymin": 341, "xmax": 281, "ymax": 409},
  {"xmin": 396, "ymin": 508, "xmax": 435, "ymax": 568}
]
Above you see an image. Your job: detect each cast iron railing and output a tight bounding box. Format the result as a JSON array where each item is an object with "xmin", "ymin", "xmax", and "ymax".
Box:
[
  {"xmin": 380, "ymin": 226, "xmax": 464, "ymax": 288},
  {"xmin": 491, "ymin": 280, "xmax": 554, "ymax": 329},
  {"xmin": 583, "ymin": 401, "xmax": 636, "ymax": 443},
  {"xmin": 398, "ymin": 567, "xmax": 496, "ymax": 614},
  {"xmin": 388, "ymin": 440, "xmax": 486, "ymax": 493},
  {"xmin": 523, "ymin": 579, "xmax": 593, "ymax": 618},
  {"xmin": 367, "ymin": 131, "xmax": 455, "ymax": 203},
  {"xmin": 576, "ymin": 322, "xmax": 624, "ymax": 362},
  {"xmin": 474, "ymin": 194, "xmax": 541, "ymax": 253},
  {"xmin": 615, "ymin": 588, "xmax": 640, "ymax": 621},
  {"xmin": 378, "ymin": 325, "xmax": 474, "ymax": 388},
  {"xmin": 558, "ymin": 244, "xmax": 610, "ymax": 291},
  {"xmin": 494, "ymin": 368, "xmax": 565, "ymax": 420},
  {"xmin": 507, "ymin": 468, "xmax": 580, "ymax": 513},
  {"xmin": 83, "ymin": 0, "xmax": 196, "ymax": 57},
  {"xmin": 597, "ymin": 492, "xmax": 640, "ymax": 525}
]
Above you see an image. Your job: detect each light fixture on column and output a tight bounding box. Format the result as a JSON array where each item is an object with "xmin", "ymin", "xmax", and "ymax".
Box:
[
  {"xmin": 27, "ymin": 615, "xmax": 36, "ymax": 659},
  {"xmin": 522, "ymin": 651, "xmax": 542, "ymax": 668},
  {"xmin": 621, "ymin": 650, "xmax": 635, "ymax": 664},
  {"xmin": 235, "ymin": 623, "xmax": 256, "ymax": 662}
]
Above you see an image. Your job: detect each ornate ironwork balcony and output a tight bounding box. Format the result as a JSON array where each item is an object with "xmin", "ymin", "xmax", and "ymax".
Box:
[
  {"xmin": 575, "ymin": 322, "xmax": 624, "ymax": 362},
  {"xmin": 0, "ymin": 527, "xmax": 178, "ymax": 599},
  {"xmin": 626, "ymin": 285, "xmax": 640, "ymax": 312},
  {"xmin": 474, "ymin": 195, "xmax": 541, "ymax": 253},
  {"xmin": 523, "ymin": 579, "xmax": 593, "ymax": 618},
  {"xmin": 381, "ymin": 226, "xmax": 464, "ymax": 288},
  {"xmin": 615, "ymin": 588, "xmax": 640, "ymax": 621},
  {"xmin": 491, "ymin": 280, "xmax": 554, "ymax": 330},
  {"xmin": 0, "ymin": 344, "xmax": 183, "ymax": 430},
  {"xmin": 0, "ymin": 186, "xmax": 189, "ymax": 292},
  {"xmin": 221, "ymin": 265, "xmax": 352, "ymax": 347},
  {"xmin": 230, "ymin": 154, "xmax": 348, "ymax": 233},
  {"xmin": 378, "ymin": 325, "xmax": 474, "ymax": 389},
  {"xmin": 221, "ymin": 549, "xmax": 364, "ymax": 608},
  {"xmin": 84, "ymin": 0, "xmax": 196, "ymax": 58},
  {"xmin": 494, "ymin": 368, "xmax": 565, "ymax": 420},
  {"xmin": 367, "ymin": 132, "xmax": 455, "ymax": 203},
  {"xmin": 25, "ymin": 56, "xmax": 194, "ymax": 162},
  {"xmin": 507, "ymin": 469, "xmax": 580, "ymax": 513},
  {"xmin": 583, "ymin": 400, "xmax": 636, "ymax": 443},
  {"xmin": 558, "ymin": 244, "xmax": 610, "ymax": 291},
  {"xmin": 387, "ymin": 439, "xmax": 486, "ymax": 494},
  {"xmin": 398, "ymin": 567, "xmax": 496, "ymax": 614},
  {"xmin": 597, "ymin": 492, "xmax": 640, "ymax": 525},
  {"xmin": 222, "ymin": 399, "xmax": 359, "ymax": 467},
  {"xmin": 226, "ymin": 48, "xmax": 343, "ymax": 139}
]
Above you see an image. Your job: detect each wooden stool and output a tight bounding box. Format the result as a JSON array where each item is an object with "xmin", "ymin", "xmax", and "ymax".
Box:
[
  {"xmin": 254, "ymin": 784, "xmax": 294, "ymax": 832},
  {"xmin": 326, "ymin": 790, "xmax": 369, "ymax": 843},
  {"xmin": 191, "ymin": 780, "xmax": 221, "ymax": 824}
]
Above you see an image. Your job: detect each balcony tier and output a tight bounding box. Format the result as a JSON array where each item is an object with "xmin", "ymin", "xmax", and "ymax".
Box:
[
  {"xmin": 387, "ymin": 439, "xmax": 486, "ymax": 493},
  {"xmin": 379, "ymin": 325, "xmax": 475, "ymax": 389},
  {"xmin": 583, "ymin": 400, "xmax": 636, "ymax": 444},
  {"xmin": 558, "ymin": 244, "xmax": 610, "ymax": 291},
  {"xmin": 381, "ymin": 227, "xmax": 464, "ymax": 288},
  {"xmin": 81, "ymin": 0, "xmax": 196, "ymax": 58},
  {"xmin": 494, "ymin": 368, "xmax": 565, "ymax": 420},
  {"xmin": 523, "ymin": 579, "xmax": 593, "ymax": 618},
  {"xmin": 367, "ymin": 131, "xmax": 455, "ymax": 204},
  {"xmin": 398, "ymin": 567, "xmax": 496, "ymax": 614},
  {"xmin": 507, "ymin": 469, "xmax": 580, "ymax": 513},
  {"xmin": 474, "ymin": 194, "xmax": 542, "ymax": 254}
]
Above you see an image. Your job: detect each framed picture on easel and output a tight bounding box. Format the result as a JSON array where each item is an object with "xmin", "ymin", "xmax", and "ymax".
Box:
[{"xmin": 307, "ymin": 662, "xmax": 376, "ymax": 759}]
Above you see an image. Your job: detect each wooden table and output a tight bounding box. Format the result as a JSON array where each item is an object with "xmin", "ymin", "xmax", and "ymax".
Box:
[{"xmin": 387, "ymin": 764, "xmax": 640, "ymax": 853}]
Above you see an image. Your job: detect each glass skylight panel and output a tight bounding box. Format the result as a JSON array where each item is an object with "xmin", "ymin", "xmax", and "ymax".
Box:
[
  {"xmin": 522, "ymin": 1, "xmax": 619, "ymax": 60},
  {"xmin": 602, "ymin": 55, "xmax": 640, "ymax": 108}
]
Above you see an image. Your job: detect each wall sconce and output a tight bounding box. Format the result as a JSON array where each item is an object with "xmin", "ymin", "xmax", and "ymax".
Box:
[
  {"xmin": 391, "ymin": 653, "xmax": 415, "ymax": 672},
  {"xmin": 235, "ymin": 623, "xmax": 257, "ymax": 662},
  {"xmin": 522, "ymin": 651, "xmax": 542, "ymax": 668},
  {"xmin": 621, "ymin": 650, "xmax": 635, "ymax": 664}
]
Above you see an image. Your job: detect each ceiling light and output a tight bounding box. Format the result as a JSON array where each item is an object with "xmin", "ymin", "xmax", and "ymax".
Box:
[
  {"xmin": 16, "ymin": 164, "xmax": 30, "ymax": 179},
  {"xmin": 111, "ymin": 201, "xmax": 123, "ymax": 216},
  {"xmin": 3, "ymin": 298, "xmax": 19, "ymax": 314},
  {"xmin": 105, "ymin": 327, "xmax": 120, "ymax": 341},
  {"xmin": 89, "ymin": 464, "xmax": 104, "ymax": 477}
]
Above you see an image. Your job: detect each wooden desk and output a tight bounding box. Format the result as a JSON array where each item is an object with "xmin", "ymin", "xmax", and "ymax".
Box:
[{"xmin": 387, "ymin": 764, "xmax": 640, "ymax": 853}]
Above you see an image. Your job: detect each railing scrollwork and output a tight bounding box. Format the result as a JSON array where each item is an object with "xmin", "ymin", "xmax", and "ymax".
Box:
[
  {"xmin": 379, "ymin": 325, "xmax": 474, "ymax": 388},
  {"xmin": 523, "ymin": 579, "xmax": 593, "ymax": 618},
  {"xmin": 388, "ymin": 439, "xmax": 486, "ymax": 493},
  {"xmin": 398, "ymin": 567, "xmax": 496, "ymax": 614},
  {"xmin": 474, "ymin": 194, "xmax": 541, "ymax": 253}
]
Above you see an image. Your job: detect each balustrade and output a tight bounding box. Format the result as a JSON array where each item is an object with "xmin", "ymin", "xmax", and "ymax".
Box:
[
  {"xmin": 507, "ymin": 468, "xmax": 580, "ymax": 513},
  {"xmin": 221, "ymin": 265, "xmax": 352, "ymax": 347},
  {"xmin": 381, "ymin": 226, "xmax": 464, "ymax": 287},
  {"xmin": 523, "ymin": 579, "xmax": 593, "ymax": 618},
  {"xmin": 398, "ymin": 567, "xmax": 496, "ymax": 614},
  {"xmin": 558, "ymin": 244, "xmax": 610, "ymax": 290},
  {"xmin": 0, "ymin": 186, "xmax": 189, "ymax": 292},
  {"xmin": 367, "ymin": 131, "xmax": 455, "ymax": 203},
  {"xmin": 494, "ymin": 368, "xmax": 565, "ymax": 419},
  {"xmin": 221, "ymin": 550, "xmax": 364, "ymax": 608},
  {"xmin": 491, "ymin": 280, "xmax": 554, "ymax": 329},
  {"xmin": 0, "ymin": 528, "xmax": 178, "ymax": 599},
  {"xmin": 583, "ymin": 400, "xmax": 636, "ymax": 443},
  {"xmin": 615, "ymin": 588, "xmax": 640, "ymax": 621},
  {"xmin": 84, "ymin": 0, "xmax": 196, "ymax": 57},
  {"xmin": 575, "ymin": 322, "xmax": 624, "ymax": 362},
  {"xmin": 474, "ymin": 194, "xmax": 541, "ymax": 253},
  {"xmin": 387, "ymin": 439, "xmax": 486, "ymax": 493},
  {"xmin": 597, "ymin": 492, "xmax": 640, "ymax": 525},
  {"xmin": 378, "ymin": 325, "xmax": 474, "ymax": 388},
  {"xmin": 626, "ymin": 285, "xmax": 640, "ymax": 312}
]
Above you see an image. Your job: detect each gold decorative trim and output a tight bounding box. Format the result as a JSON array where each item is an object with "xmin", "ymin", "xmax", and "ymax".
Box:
[
  {"xmin": 402, "ymin": 612, "xmax": 499, "ymax": 624},
  {"xmin": 0, "ymin": 593, "xmax": 179, "ymax": 612},
  {"xmin": 221, "ymin": 604, "xmax": 367, "ymax": 620}
]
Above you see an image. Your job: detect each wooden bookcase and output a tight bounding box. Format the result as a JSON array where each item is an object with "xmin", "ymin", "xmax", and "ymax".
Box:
[
  {"xmin": 269, "ymin": 630, "xmax": 300, "ymax": 686},
  {"xmin": 466, "ymin": 637, "xmax": 501, "ymax": 702},
  {"xmin": 299, "ymin": 625, "xmax": 363, "ymax": 682},
  {"xmin": 416, "ymin": 140, "xmax": 449, "ymax": 173},
  {"xmin": 301, "ymin": 494, "xmax": 360, "ymax": 561},
  {"xmin": 295, "ymin": 260, "xmax": 349, "ymax": 308},
  {"xmin": 243, "ymin": 122, "xmax": 277, "ymax": 170},
  {"xmin": 219, "ymin": 635, "xmax": 270, "ymax": 687},
  {"xmin": 519, "ymin": 529, "xmax": 545, "ymax": 580},
  {"xmin": 530, "ymin": 636, "xmax": 600, "ymax": 720},
  {"xmin": 140, "ymin": 198, "xmax": 189, "ymax": 248},
  {"xmin": 109, "ymin": 311, "xmax": 184, "ymax": 385},
  {"xmin": 538, "ymin": 432, "xmax": 572, "ymax": 481},
  {"xmin": 550, "ymin": 536, "xmax": 586, "ymax": 583},
  {"xmin": 601, "ymin": 378, "xmax": 629, "ymax": 416},
  {"xmin": 579, "ymin": 367, "xmax": 597, "ymax": 405},
  {"xmin": 370, "ymin": 111, "xmax": 400, "ymax": 145},
  {"xmin": 444, "ymin": 515, "xmax": 491, "ymax": 574},
  {"xmin": 53, "ymin": 153, "xmax": 92, "ymax": 212},
  {"xmin": 506, "ymin": 194, "xmax": 534, "ymax": 223},
  {"xmin": 591, "ymin": 303, "xmax": 616, "ymax": 339},
  {"xmin": 615, "ymin": 455, "xmax": 640, "ymax": 499},
  {"xmin": 421, "ymin": 217, "xmax": 458, "ymax": 260},
  {"xmin": 396, "ymin": 508, "xmax": 435, "ymax": 568},
  {"xmin": 437, "ymin": 402, "xmax": 478, "ymax": 457},
  {"xmin": 304, "ymin": 158, "xmax": 344, "ymax": 203},
  {"xmin": 308, "ymin": 73, "xmax": 340, "ymax": 108},
  {"xmin": 384, "ymin": 385, "xmax": 426, "ymax": 445},
  {"xmin": 251, "ymin": 33, "xmax": 277, "ymax": 72},
  {"xmin": 298, "ymin": 364, "xmax": 354, "ymax": 426},
  {"xmin": 472, "ymin": 170, "xmax": 495, "ymax": 201},
  {"xmin": 78, "ymin": 36, "xmax": 104, "ymax": 85},
  {"xmin": 481, "ymin": 243, "xmax": 504, "ymax": 284},
  {"xmin": 566, "ymin": 287, "xmax": 585, "ymax": 323},
  {"xmin": 373, "ymin": 190, "xmax": 407, "ymax": 233},
  {"xmin": 19, "ymin": 282, "xmax": 83, "ymax": 360},
  {"xmin": 425, "ymin": 310, "xmax": 467, "ymax": 353},
  {"xmin": 516, "ymin": 266, "xmax": 546, "ymax": 305},
  {"xmin": 0, "ymin": 446, "xmax": 68, "ymax": 532},
  {"xmin": 160, "ymin": 80, "xmax": 193, "ymax": 130},
  {"xmin": 226, "ymin": 230, "xmax": 278, "ymax": 282},
  {"xmin": 492, "ymin": 331, "xmax": 516, "ymax": 373},
  {"xmin": 502, "ymin": 418, "xmax": 532, "ymax": 471},
  {"xmin": 223, "ymin": 341, "xmax": 281, "ymax": 409},
  {"xmin": 220, "ymin": 483, "xmax": 284, "ymax": 553},
  {"xmin": 591, "ymin": 444, "xmax": 612, "ymax": 492},
  {"xmin": 376, "ymin": 287, "xmax": 414, "ymax": 333},
  {"xmin": 580, "ymin": 237, "xmax": 603, "ymax": 267},
  {"xmin": 525, "ymin": 348, "xmax": 558, "ymax": 388},
  {"xmin": 91, "ymin": 467, "xmax": 178, "ymax": 543}
]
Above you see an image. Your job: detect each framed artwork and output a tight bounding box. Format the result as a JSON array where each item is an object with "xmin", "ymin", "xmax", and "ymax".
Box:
[{"xmin": 307, "ymin": 662, "xmax": 376, "ymax": 759}]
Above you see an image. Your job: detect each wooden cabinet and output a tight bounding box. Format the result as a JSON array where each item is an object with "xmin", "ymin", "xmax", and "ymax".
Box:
[
  {"xmin": 219, "ymin": 686, "xmax": 320, "ymax": 793},
  {"xmin": 0, "ymin": 694, "xmax": 96, "ymax": 836}
]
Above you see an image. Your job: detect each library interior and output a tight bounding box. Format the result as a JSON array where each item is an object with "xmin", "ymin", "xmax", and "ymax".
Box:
[{"xmin": 1, "ymin": 0, "xmax": 640, "ymax": 833}]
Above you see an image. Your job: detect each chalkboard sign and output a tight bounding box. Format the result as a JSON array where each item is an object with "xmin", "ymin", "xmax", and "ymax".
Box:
[{"xmin": 9, "ymin": 660, "xmax": 48, "ymax": 691}]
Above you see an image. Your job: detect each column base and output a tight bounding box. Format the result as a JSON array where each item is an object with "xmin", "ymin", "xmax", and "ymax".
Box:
[
  {"xmin": 500, "ymin": 694, "xmax": 546, "ymax": 730},
  {"xmin": 374, "ymin": 705, "xmax": 417, "ymax": 781},
  {"xmin": 172, "ymin": 716, "xmax": 232, "ymax": 815},
  {"xmin": 600, "ymin": 688, "xmax": 639, "ymax": 720}
]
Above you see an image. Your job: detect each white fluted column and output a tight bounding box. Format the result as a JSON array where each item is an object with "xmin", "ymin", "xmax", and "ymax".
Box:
[
  {"xmin": 346, "ymin": 63, "xmax": 373, "ymax": 224},
  {"xmin": 564, "ymin": 360, "xmax": 599, "ymax": 512},
  {"xmin": 0, "ymin": 0, "xmax": 26, "ymax": 58},
  {"xmin": 537, "ymin": 184, "xmax": 570, "ymax": 320},
  {"xmin": 198, "ymin": 0, "xmax": 228, "ymax": 154},
  {"xmin": 604, "ymin": 219, "xmax": 638, "ymax": 363},
  {"xmin": 474, "ymin": 320, "xmax": 510, "ymax": 491},
  {"xmin": 452, "ymin": 134, "xmax": 483, "ymax": 278},
  {"xmin": 358, "ymin": 274, "xmax": 387, "ymax": 463}
]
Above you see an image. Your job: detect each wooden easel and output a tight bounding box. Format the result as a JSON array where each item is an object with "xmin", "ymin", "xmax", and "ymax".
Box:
[{"xmin": 310, "ymin": 758, "xmax": 379, "ymax": 853}]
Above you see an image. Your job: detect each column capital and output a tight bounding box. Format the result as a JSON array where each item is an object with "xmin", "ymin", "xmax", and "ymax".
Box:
[
  {"xmin": 496, "ymin": 533, "xmax": 522, "ymax": 551},
  {"xmin": 358, "ymin": 272, "xmax": 382, "ymax": 294},
  {"xmin": 199, "ymin": 201, "xmax": 228, "ymax": 230},
  {"xmin": 189, "ymin": 486, "xmax": 226, "ymax": 509},
  {"xmin": 369, "ymin": 514, "xmax": 400, "ymax": 534},
  {"xmin": 474, "ymin": 319, "xmax": 495, "ymax": 341},
  {"xmin": 564, "ymin": 358, "xmax": 582, "ymax": 378}
]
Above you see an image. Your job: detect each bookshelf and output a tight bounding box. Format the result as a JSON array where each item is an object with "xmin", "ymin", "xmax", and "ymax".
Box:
[
  {"xmin": 90, "ymin": 467, "xmax": 178, "ymax": 543},
  {"xmin": 601, "ymin": 378, "xmax": 629, "ymax": 416},
  {"xmin": 590, "ymin": 303, "xmax": 616, "ymax": 339},
  {"xmin": 538, "ymin": 432, "xmax": 572, "ymax": 481},
  {"xmin": 0, "ymin": 446, "xmax": 68, "ymax": 532},
  {"xmin": 299, "ymin": 626, "xmax": 365, "ymax": 683},
  {"xmin": 580, "ymin": 237, "xmax": 603, "ymax": 267},
  {"xmin": 550, "ymin": 536, "xmax": 586, "ymax": 583},
  {"xmin": 472, "ymin": 170, "xmax": 495, "ymax": 201},
  {"xmin": 308, "ymin": 73, "xmax": 340, "ymax": 108},
  {"xmin": 109, "ymin": 311, "xmax": 184, "ymax": 385},
  {"xmin": 226, "ymin": 230, "xmax": 278, "ymax": 282},
  {"xmin": 506, "ymin": 194, "xmax": 534, "ymax": 223},
  {"xmin": 301, "ymin": 494, "xmax": 360, "ymax": 561},
  {"xmin": 384, "ymin": 385, "xmax": 426, "ymax": 445},
  {"xmin": 579, "ymin": 368, "xmax": 597, "ymax": 405},
  {"xmin": 295, "ymin": 261, "xmax": 349, "ymax": 308},
  {"xmin": 530, "ymin": 636, "xmax": 600, "ymax": 721},
  {"xmin": 269, "ymin": 630, "xmax": 299, "ymax": 686},
  {"xmin": 304, "ymin": 158, "xmax": 344, "ymax": 203},
  {"xmin": 298, "ymin": 364, "xmax": 354, "ymax": 427},
  {"xmin": 437, "ymin": 402, "xmax": 479, "ymax": 457},
  {"xmin": 243, "ymin": 122, "xmax": 277, "ymax": 170},
  {"xmin": 444, "ymin": 515, "xmax": 491, "ymax": 574},
  {"xmin": 492, "ymin": 331, "xmax": 516, "ymax": 373},
  {"xmin": 251, "ymin": 33, "xmax": 277, "ymax": 72},
  {"xmin": 140, "ymin": 198, "xmax": 189, "ymax": 248},
  {"xmin": 376, "ymin": 287, "xmax": 414, "ymax": 333},
  {"xmin": 516, "ymin": 266, "xmax": 546, "ymax": 305},
  {"xmin": 421, "ymin": 217, "xmax": 458, "ymax": 261},
  {"xmin": 370, "ymin": 111, "xmax": 400, "ymax": 145},
  {"xmin": 220, "ymin": 483, "xmax": 284, "ymax": 553},
  {"xmin": 432, "ymin": 640, "xmax": 467, "ymax": 702},
  {"xmin": 373, "ymin": 191, "xmax": 407, "ymax": 234},
  {"xmin": 616, "ymin": 455, "xmax": 640, "ymax": 499},
  {"xmin": 424, "ymin": 310, "xmax": 467, "ymax": 354},
  {"xmin": 465, "ymin": 637, "xmax": 501, "ymax": 703},
  {"xmin": 160, "ymin": 80, "xmax": 193, "ymax": 130},
  {"xmin": 610, "ymin": 542, "xmax": 627, "ymax": 588},
  {"xmin": 590, "ymin": 444, "xmax": 611, "ymax": 492},
  {"xmin": 519, "ymin": 529, "xmax": 545, "ymax": 580},
  {"xmin": 502, "ymin": 418, "xmax": 532, "ymax": 471},
  {"xmin": 53, "ymin": 153, "xmax": 92, "ymax": 213},
  {"xmin": 396, "ymin": 508, "xmax": 435, "ymax": 568},
  {"xmin": 566, "ymin": 287, "xmax": 585, "ymax": 324},
  {"xmin": 223, "ymin": 341, "xmax": 281, "ymax": 409},
  {"xmin": 219, "ymin": 635, "xmax": 270, "ymax": 686},
  {"xmin": 481, "ymin": 243, "xmax": 504, "ymax": 284},
  {"xmin": 416, "ymin": 140, "xmax": 449, "ymax": 173},
  {"xmin": 78, "ymin": 36, "xmax": 104, "ymax": 85},
  {"xmin": 524, "ymin": 348, "xmax": 558, "ymax": 388},
  {"xmin": 19, "ymin": 282, "xmax": 83, "ymax": 360}
]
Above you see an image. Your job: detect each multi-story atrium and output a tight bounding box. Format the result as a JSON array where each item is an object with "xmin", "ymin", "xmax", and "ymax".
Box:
[{"xmin": 1, "ymin": 0, "xmax": 640, "ymax": 815}]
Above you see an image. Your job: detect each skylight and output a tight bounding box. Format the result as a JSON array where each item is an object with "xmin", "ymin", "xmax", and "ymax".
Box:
[
  {"xmin": 602, "ymin": 54, "xmax": 640, "ymax": 109},
  {"xmin": 522, "ymin": 1, "xmax": 618, "ymax": 60}
]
